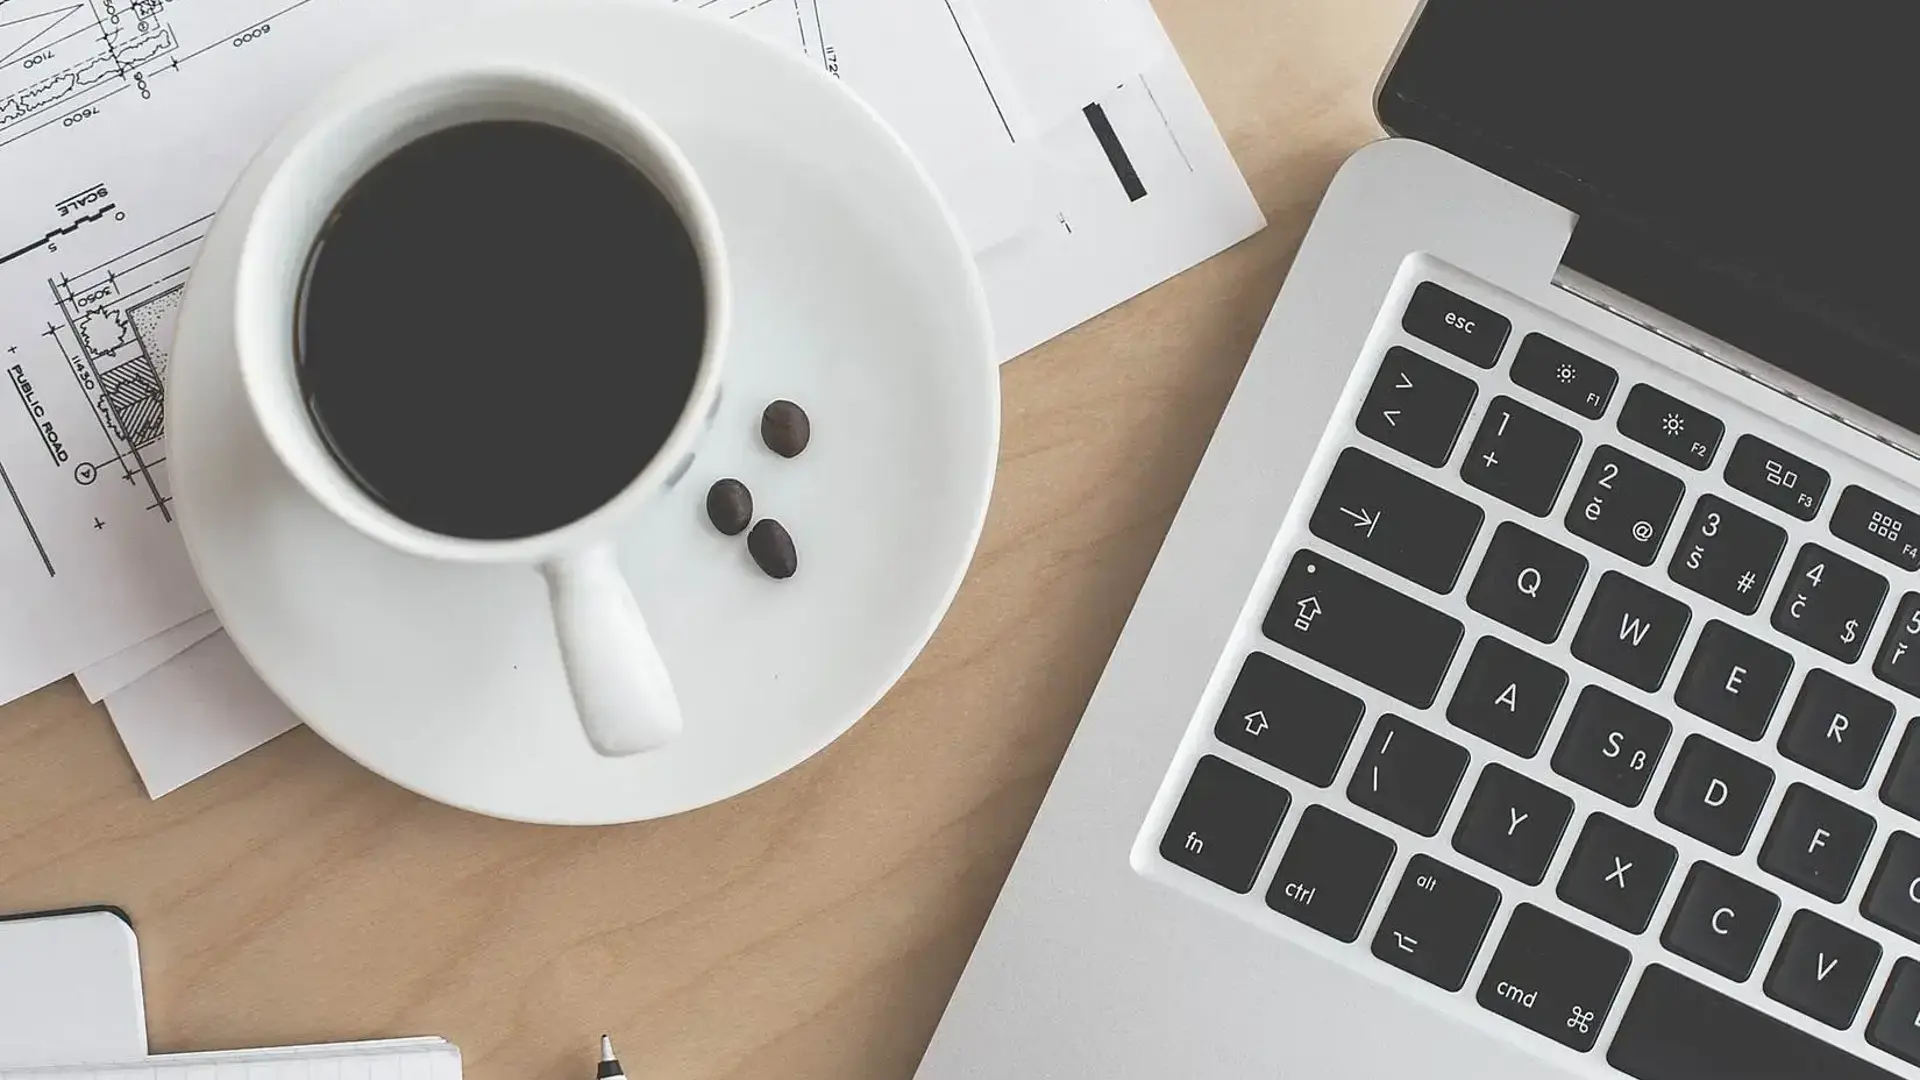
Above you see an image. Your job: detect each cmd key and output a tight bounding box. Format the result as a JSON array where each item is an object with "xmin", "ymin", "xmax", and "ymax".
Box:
[
  {"xmin": 1476, "ymin": 904, "xmax": 1630, "ymax": 1052},
  {"xmin": 1265, "ymin": 551, "xmax": 1463, "ymax": 709}
]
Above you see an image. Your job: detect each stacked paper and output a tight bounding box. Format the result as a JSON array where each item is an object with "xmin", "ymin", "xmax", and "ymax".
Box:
[{"xmin": 0, "ymin": 0, "xmax": 1262, "ymax": 797}]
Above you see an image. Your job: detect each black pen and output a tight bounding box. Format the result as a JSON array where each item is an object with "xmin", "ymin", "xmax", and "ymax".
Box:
[{"xmin": 598, "ymin": 1036, "xmax": 626, "ymax": 1080}]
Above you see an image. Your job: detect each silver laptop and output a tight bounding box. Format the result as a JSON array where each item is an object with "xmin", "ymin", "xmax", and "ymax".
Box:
[{"xmin": 915, "ymin": 3, "xmax": 1920, "ymax": 1078}]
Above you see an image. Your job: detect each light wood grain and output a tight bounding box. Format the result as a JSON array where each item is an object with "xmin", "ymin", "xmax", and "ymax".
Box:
[{"xmin": 0, "ymin": 3, "xmax": 1417, "ymax": 1078}]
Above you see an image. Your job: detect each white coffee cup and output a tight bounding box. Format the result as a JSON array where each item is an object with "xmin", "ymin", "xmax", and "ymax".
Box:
[{"xmin": 231, "ymin": 65, "xmax": 728, "ymax": 758}]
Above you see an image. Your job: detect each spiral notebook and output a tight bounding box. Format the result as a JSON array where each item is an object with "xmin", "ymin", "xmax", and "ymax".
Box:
[{"xmin": 0, "ymin": 1041, "xmax": 462, "ymax": 1080}]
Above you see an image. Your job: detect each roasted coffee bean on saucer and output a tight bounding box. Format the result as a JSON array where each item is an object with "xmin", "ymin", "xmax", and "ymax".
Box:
[
  {"xmin": 705, "ymin": 478, "xmax": 752, "ymax": 535},
  {"xmin": 748, "ymin": 519, "xmax": 797, "ymax": 579},
  {"xmin": 761, "ymin": 400, "xmax": 810, "ymax": 458}
]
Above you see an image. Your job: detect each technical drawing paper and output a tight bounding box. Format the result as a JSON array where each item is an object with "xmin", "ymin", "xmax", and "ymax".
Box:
[
  {"xmin": 103, "ymin": 631, "xmax": 297, "ymax": 798},
  {"xmin": 76, "ymin": 608, "xmax": 217, "ymax": 701}
]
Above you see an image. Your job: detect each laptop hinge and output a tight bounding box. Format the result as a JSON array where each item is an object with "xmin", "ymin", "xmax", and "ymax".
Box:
[
  {"xmin": 1562, "ymin": 210, "xmax": 1920, "ymax": 452},
  {"xmin": 1554, "ymin": 261, "xmax": 1920, "ymax": 468}
]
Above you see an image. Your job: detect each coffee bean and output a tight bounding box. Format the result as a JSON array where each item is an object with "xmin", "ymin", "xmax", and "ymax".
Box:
[
  {"xmin": 705, "ymin": 478, "xmax": 752, "ymax": 536},
  {"xmin": 761, "ymin": 400, "xmax": 810, "ymax": 458},
  {"xmin": 747, "ymin": 519, "xmax": 797, "ymax": 579}
]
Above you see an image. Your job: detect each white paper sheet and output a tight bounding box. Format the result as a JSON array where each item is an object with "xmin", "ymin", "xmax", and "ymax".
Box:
[
  {"xmin": 980, "ymin": 60, "xmax": 1265, "ymax": 360},
  {"xmin": 103, "ymin": 631, "xmax": 299, "ymax": 798},
  {"xmin": 964, "ymin": 0, "xmax": 1165, "ymax": 132},
  {"xmin": 75, "ymin": 609, "xmax": 219, "ymax": 702}
]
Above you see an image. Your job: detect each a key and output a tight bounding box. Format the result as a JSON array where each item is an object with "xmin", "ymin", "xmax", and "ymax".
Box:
[
  {"xmin": 1466, "ymin": 522, "xmax": 1588, "ymax": 643},
  {"xmin": 1509, "ymin": 333, "xmax": 1617, "ymax": 420},
  {"xmin": 1611, "ymin": 966, "xmax": 1902, "ymax": 1080},
  {"xmin": 1869, "ymin": 958, "xmax": 1920, "ymax": 1066},
  {"xmin": 1476, "ymin": 904, "xmax": 1630, "ymax": 1052},
  {"xmin": 1446, "ymin": 637, "xmax": 1566, "ymax": 758},
  {"xmin": 1675, "ymin": 621, "xmax": 1793, "ymax": 741},
  {"xmin": 1402, "ymin": 282, "xmax": 1509, "ymax": 369},
  {"xmin": 1264, "ymin": 551, "xmax": 1464, "ymax": 709},
  {"xmin": 1661, "ymin": 863, "xmax": 1779, "ymax": 981},
  {"xmin": 1778, "ymin": 670, "xmax": 1894, "ymax": 790},
  {"xmin": 1460, "ymin": 397, "xmax": 1581, "ymax": 516},
  {"xmin": 1571, "ymin": 572, "xmax": 1690, "ymax": 692},
  {"xmin": 1760, "ymin": 783, "xmax": 1875, "ymax": 902},
  {"xmin": 1355, "ymin": 346, "xmax": 1477, "ymax": 467},
  {"xmin": 1557, "ymin": 812, "xmax": 1677, "ymax": 933},
  {"xmin": 1346, "ymin": 715, "xmax": 1468, "ymax": 837},
  {"xmin": 1565, "ymin": 446, "xmax": 1685, "ymax": 566},
  {"xmin": 1264, "ymin": 805, "xmax": 1396, "ymax": 943},
  {"xmin": 1370, "ymin": 854, "xmax": 1501, "ymax": 991},
  {"xmin": 1158, "ymin": 755, "xmax": 1291, "ymax": 893},
  {"xmin": 1666, "ymin": 495, "xmax": 1786, "ymax": 616},
  {"xmin": 1863, "ymin": 832, "xmax": 1920, "ymax": 944},
  {"xmin": 1874, "ymin": 593, "xmax": 1920, "ymax": 697},
  {"xmin": 1618, "ymin": 384, "xmax": 1724, "ymax": 471},
  {"xmin": 1772, "ymin": 544, "xmax": 1887, "ymax": 663},
  {"xmin": 1831, "ymin": 485, "xmax": 1920, "ymax": 572},
  {"xmin": 1765, "ymin": 910, "xmax": 1881, "ymax": 1029},
  {"xmin": 1212, "ymin": 652, "xmax": 1364, "ymax": 788},
  {"xmin": 1451, "ymin": 764, "xmax": 1573, "ymax": 885},
  {"xmin": 1883, "ymin": 723, "xmax": 1920, "ymax": 821},
  {"xmin": 1655, "ymin": 735, "xmax": 1774, "ymax": 855},
  {"xmin": 1309, "ymin": 448, "xmax": 1483, "ymax": 592},
  {"xmin": 1552, "ymin": 686, "xmax": 1670, "ymax": 807},
  {"xmin": 1724, "ymin": 435, "xmax": 1828, "ymax": 522}
]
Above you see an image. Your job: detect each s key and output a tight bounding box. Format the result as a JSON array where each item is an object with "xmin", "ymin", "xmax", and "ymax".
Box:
[{"xmin": 1309, "ymin": 448, "xmax": 1483, "ymax": 593}]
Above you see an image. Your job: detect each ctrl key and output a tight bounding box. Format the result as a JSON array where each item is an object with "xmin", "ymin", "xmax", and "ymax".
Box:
[
  {"xmin": 1477, "ymin": 904, "xmax": 1630, "ymax": 1052},
  {"xmin": 1158, "ymin": 755, "xmax": 1290, "ymax": 893}
]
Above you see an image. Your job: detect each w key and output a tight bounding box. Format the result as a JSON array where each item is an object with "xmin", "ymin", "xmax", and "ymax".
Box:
[{"xmin": 1310, "ymin": 448, "xmax": 1483, "ymax": 593}]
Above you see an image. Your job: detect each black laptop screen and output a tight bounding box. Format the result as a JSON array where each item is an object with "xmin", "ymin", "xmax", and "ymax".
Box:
[{"xmin": 1378, "ymin": 1, "xmax": 1920, "ymax": 433}]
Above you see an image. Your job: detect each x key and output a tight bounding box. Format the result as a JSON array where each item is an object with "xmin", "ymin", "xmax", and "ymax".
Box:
[{"xmin": 1558, "ymin": 813, "xmax": 1677, "ymax": 934}]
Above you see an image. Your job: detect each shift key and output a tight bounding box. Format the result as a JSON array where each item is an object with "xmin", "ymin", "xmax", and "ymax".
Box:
[{"xmin": 1265, "ymin": 551, "xmax": 1464, "ymax": 709}]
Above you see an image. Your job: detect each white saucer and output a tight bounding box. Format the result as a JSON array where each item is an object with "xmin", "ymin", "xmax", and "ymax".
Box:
[{"xmin": 169, "ymin": 2, "xmax": 998, "ymax": 824}]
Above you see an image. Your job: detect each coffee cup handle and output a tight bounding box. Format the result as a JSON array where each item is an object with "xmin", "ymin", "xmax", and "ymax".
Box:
[{"xmin": 540, "ymin": 544, "xmax": 682, "ymax": 757}]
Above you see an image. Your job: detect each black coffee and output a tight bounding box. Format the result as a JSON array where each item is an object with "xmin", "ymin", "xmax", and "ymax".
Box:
[{"xmin": 296, "ymin": 119, "xmax": 706, "ymax": 540}]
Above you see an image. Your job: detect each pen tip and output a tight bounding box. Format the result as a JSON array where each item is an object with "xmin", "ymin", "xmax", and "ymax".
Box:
[{"xmin": 600, "ymin": 1035, "xmax": 614, "ymax": 1061}]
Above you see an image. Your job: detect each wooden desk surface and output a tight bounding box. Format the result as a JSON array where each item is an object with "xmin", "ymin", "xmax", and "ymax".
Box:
[{"xmin": 0, "ymin": 2, "xmax": 1417, "ymax": 1078}]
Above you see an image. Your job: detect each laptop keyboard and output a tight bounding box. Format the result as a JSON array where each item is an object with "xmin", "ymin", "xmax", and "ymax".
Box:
[{"xmin": 1139, "ymin": 266, "xmax": 1920, "ymax": 1077}]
